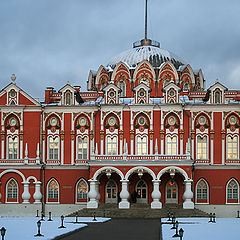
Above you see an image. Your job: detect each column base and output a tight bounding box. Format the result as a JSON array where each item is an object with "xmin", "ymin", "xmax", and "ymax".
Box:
[
  {"xmin": 22, "ymin": 201, "xmax": 30, "ymax": 204},
  {"xmin": 183, "ymin": 201, "xmax": 194, "ymax": 209},
  {"xmin": 87, "ymin": 201, "xmax": 98, "ymax": 209},
  {"xmin": 119, "ymin": 201, "xmax": 130, "ymax": 209},
  {"xmin": 34, "ymin": 200, "xmax": 41, "ymax": 204},
  {"xmin": 151, "ymin": 201, "xmax": 162, "ymax": 209}
]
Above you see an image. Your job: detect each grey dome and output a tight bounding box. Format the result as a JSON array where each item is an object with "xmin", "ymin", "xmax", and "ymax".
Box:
[{"xmin": 106, "ymin": 46, "xmax": 186, "ymax": 69}]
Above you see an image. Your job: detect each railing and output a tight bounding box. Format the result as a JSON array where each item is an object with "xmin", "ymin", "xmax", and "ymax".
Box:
[{"xmin": 0, "ymin": 158, "xmax": 38, "ymax": 165}]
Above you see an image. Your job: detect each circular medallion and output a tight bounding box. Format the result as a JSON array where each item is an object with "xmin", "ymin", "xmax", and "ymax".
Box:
[
  {"xmin": 169, "ymin": 90, "xmax": 175, "ymax": 97},
  {"xmin": 51, "ymin": 127, "xmax": 56, "ymax": 133},
  {"xmin": 10, "ymin": 90, "xmax": 16, "ymax": 98},
  {"xmin": 168, "ymin": 116, "xmax": 176, "ymax": 125},
  {"xmin": 139, "ymin": 126, "xmax": 144, "ymax": 132},
  {"xmin": 230, "ymin": 126, "xmax": 236, "ymax": 132},
  {"xmin": 138, "ymin": 116, "xmax": 146, "ymax": 126},
  {"xmin": 10, "ymin": 127, "xmax": 15, "ymax": 133},
  {"xmin": 200, "ymin": 126, "xmax": 205, "ymax": 132},
  {"xmin": 198, "ymin": 116, "xmax": 206, "ymax": 125},
  {"xmin": 50, "ymin": 117, "xmax": 58, "ymax": 126},
  {"xmin": 109, "ymin": 126, "xmax": 115, "ymax": 132},
  {"xmin": 109, "ymin": 91, "xmax": 115, "ymax": 97},
  {"xmin": 108, "ymin": 117, "xmax": 116, "ymax": 126},
  {"xmin": 80, "ymin": 127, "xmax": 85, "ymax": 133},
  {"xmin": 229, "ymin": 116, "xmax": 237, "ymax": 125},
  {"xmin": 9, "ymin": 117, "xmax": 17, "ymax": 127},
  {"xmin": 169, "ymin": 126, "xmax": 174, "ymax": 132},
  {"xmin": 79, "ymin": 117, "xmax": 87, "ymax": 126},
  {"xmin": 139, "ymin": 90, "xmax": 145, "ymax": 97}
]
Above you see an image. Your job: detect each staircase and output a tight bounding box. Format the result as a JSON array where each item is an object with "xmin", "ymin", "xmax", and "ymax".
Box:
[{"xmin": 68, "ymin": 203, "xmax": 209, "ymax": 219}]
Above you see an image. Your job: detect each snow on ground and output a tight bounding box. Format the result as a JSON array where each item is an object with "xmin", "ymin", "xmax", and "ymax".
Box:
[
  {"xmin": 0, "ymin": 217, "xmax": 110, "ymax": 240},
  {"xmin": 162, "ymin": 218, "xmax": 239, "ymax": 240}
]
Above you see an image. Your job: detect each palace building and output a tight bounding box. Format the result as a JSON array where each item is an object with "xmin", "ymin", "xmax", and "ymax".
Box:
[{"xmin": 0, "ymin": 5, "xmax": 240, "ymax": 218}]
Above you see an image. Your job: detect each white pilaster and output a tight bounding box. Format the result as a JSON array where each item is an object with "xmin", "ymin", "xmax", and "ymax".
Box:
[
  {"xmin": 61, "ymin": 139, "xmax": 64, "ymax": 164},
  {"xmin": 180, "ymin": 138, "xmax": 183, "ymax": 155},
  {"xmin": 71, "ymin": 139, "xmax": 74, "ymax": 165},
  {"xmin": 119, "ymin": 180, "xmax": 130, "ymax": 209},
  {"xmin": 42, "ymin": 140, "xmax": 45, "ymax": 162},
  {"xmin": 20, "ymin": 139, "xmax": 23, "ymax": 159},
  {"xmin": 120, "ymin": 139, "xmax": 123, "ymax": 155},
  {"xmin": 101, "ymin": 139, "xmax": 103, "ymax": 155},
  {"xmin": 191, "ymin": 138, "xmax": 194, "ymax": 159},
  {"xmin": 150, "ymin": 138, "xmax": 153, "ymax": 155},
  {"xmin": 222, "ymin": 138, "xmax": 225, "ymax": 164},
  {"xmin": 211, "ymin": 139, "xmax": 214, "ymax": 165},
  {"xmin": 151, "ymin": 180, "xmax": 162, "ymax": 209}
]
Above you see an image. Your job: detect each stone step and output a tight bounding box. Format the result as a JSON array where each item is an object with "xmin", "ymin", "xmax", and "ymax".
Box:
[{"xmin": 67, "ymin": 203, "xmax": 209, "ymax": 219}]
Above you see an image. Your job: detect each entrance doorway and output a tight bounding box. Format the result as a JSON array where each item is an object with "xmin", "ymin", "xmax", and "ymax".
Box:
[
  {"xmin": 166, "ymin": 179, "xmax": 178, "ymax": 203},
  {"xmin": 136, "ymin": 180, "xmax": 147, "ymax": 203},
  {"xmin": 105, "ymin": 179, "xmax": 117, "ymax": 203}
]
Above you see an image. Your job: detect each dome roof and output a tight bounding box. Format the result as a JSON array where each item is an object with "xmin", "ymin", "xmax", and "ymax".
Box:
[{"xmin": 106, "ymin": 45, "xmax": 186, "ymax": 70}]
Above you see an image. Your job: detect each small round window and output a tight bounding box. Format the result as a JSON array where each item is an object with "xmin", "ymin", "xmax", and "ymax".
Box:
[
  {"xmin": 79, "ymin": 117, "xmax": 87, "ymax": 126},
  {"xmin": 139, "ymin": 90, "xmax": 145, "ymax": 97},
  {"xmin": 9, "ymin": 117, "xmax": 17, "ymax": 126},
  {"xmin": 109, "ymin": 91, "xmax": 115, "ymax": 97},
  {"xmin": 229, "ymin": 116, "xmax": 237, "ymax": 125},
  {"xmin": 10, "ymin": 90, "xmax": 16, "ymax": 98},
  {"xmin": 138, "ymin": 116, "xmax": 146, "ymax": 125},
  {"xmin": 169, "ymin": 90, "xmax": 175, "ymax": 97},
  {"xmin": 198, "ymin": 116, "xmax": 206, "ymax": 125},
  {"xmin": 50, "ymin": 117, "xmax": 58, "ymax": 126},
  {"xmin": 168, "ymin": 116, "xmax": 176, "ymax": 125},
  {"xmin": 108, "ymin": 117, "xmax": 116, "ymax": 126}
]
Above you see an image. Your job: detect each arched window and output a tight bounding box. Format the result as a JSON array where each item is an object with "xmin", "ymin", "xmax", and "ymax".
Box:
[
  {"xmin": 136, "ymin": 136, "xmax": 147, "ymax": 155},
  {"xmin": 166, "ymin": 180, "xmax": 178, "ymax": 203},
  {"xmin": 6, "ymin": 178, "xmax": 18, "ymax": 202},
  {"xmin": 197, "ymin": 136, "xmax": 208, "ymax": 159},
  {"xmin": 136, "ymin": 180, "xmax": 147, "ymax": 202},
  {"xmin": 183, "ymin": 83, "xmax": 189, "ymax": 91},
  {"xmin": 48, "ymin": 136, "xmax": 59, "ymax": 160},
  {"xmin": 47, "ymin": 179, "xmax": 59, "ymax": 201},
  {"xmin": 76, "ymin": 179, "xmax": 88, "ymax": 200},
  {"xmin": 196, "ymin": 179, "xmax": 208, "ymax": 202},
  {"xmin": 227, "ymin": 179, "xmax": 239, "ymax": 202},
  {"xmin": 65, "ymin": 92, "xmax": 71, "ymax": 105},
  {"xmin": 77, "ymin": 136, "xmax": 88, "ymax": 159},
  {"xmin": 166, "ymin": 136, "xmax": 177, "ymax": 155},
  {"xmin": 119, "ymin": 81, "xmax": 126, "ymax": 97},
  {"xmin": 227, "ymin": 135, "xmax": 238, "ymax": 159},
  {"xmin": 8, "ymin": 136, "xmax": 18, "ymax": 159},
  {"xmin": 215, "ymin": 91, "xmax": 221, "ymax": 104},
  {"xmin": 106, "ymin": 136, "xmax": 117, "ymax": 155}
]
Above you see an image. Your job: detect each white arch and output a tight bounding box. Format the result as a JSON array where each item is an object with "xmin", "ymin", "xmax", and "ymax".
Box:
[
  {"xmin": 103, "ymin": 112, "xmax": 121, "ymax": 125},
  {"xmin": 180, "ymin": 64, "xmax": 195, "ymax": 85},
  {"xmin": 226, "ymin": 178, "xmax": 239, "ymax": 203},
  {"xmin": 46, "ymin": 178, "xmax": 60, "ymax": 202},
  {"xmin": 133, "ymin": 60, "xmax": 156, "ymax": 82},
  {"xmin": 125, "ymin": 166, "xmax": 156, "ymax": 180},
  {"xmin": 26, "ymin": 176, "xmax": 38, "ymax": 183},
  {"xmin": 195, "ymin": 178, "xmax": 209, "ymax": 203},
  {"xmin": 92, "ymin": 166, "xmax": 124, "ymax": 181},
  {"xmin": 157, "ymin": 166, "xmax": 189, "ymax": 181},
  {"xmin": 76, "ymin": 178, "xmax": 88, "ymax": 202},
  {"xmin": 0, "ymin": 169, "xmax": 26, "ymax": 182},
  {"xmin": 5, "ymin": 177, "xmax": 19, "ymax": 203},
  {"xmin": 158, "ymin": 61, "xmax": 178, "ymax": 81},
  {"xmin": 111, "ymin": 61, "xmax": 131, "ymax": 82}
]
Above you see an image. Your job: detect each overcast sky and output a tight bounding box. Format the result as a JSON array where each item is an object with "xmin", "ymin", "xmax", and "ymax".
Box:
[{"xmin": 0, "ymin": 0, "xmax": 240, "ymax": 101}]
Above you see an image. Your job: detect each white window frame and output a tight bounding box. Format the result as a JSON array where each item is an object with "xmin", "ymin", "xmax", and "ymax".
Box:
[
  {"xmin": 65, "ymin": 92, "xmax": 72, "ymax": 105},
  {"xmin": 195, "ymin": 178, "xmax": 209, "ymax": 204},
  {"xmin": 75, "ymin": 178, "xmax": 88, "ymax": 203},
  {"xmin": 196, "ymin": 135, "xmax": 208, "ymax": 160},
  {"xmin": 7, "ymin": 135, "xmax": 19, "ymax": 159},
  {"xmin": 135, "ymin": 179, "xmax": 148, "ymax": 203},
  {"xmin": 226, "ymin": 135, "xmax": 239, "ymax": 160},
  {"xmin": 165, "ymin": 135, "xmax": 178, "ymax": 155},
  {"xmin": 226, "ymin": 178, "xmax": 239, "ymax": 204},
  {"xmin": 136, "ymin": 135, "xmax": 148, "ymax": 155},
  {"xmin": 118, "ymin": 81, "xmax": 126, "ymax": 97},
  {"xmin": 76, "ymin": 136, "xmax": 88, "ymax": 160},
  {"xmin": 47, "ymin": 136, "xmax": 60, "ymax": 160},
  {"xmin": 106, "ymin": 135, "xmax": 118, "ymax": 155},
  {"xmin": 47, "ymin": 178, "xmax": 60, "ymax": 203},
  {"xmin": 5, "ymin": 178, "xmax": 19, "ymax": 203}
]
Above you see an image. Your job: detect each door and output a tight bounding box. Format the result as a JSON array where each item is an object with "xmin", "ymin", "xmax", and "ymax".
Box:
[
  {"xmin": 136, "ymin": 180, "xmax": 148, "ymax": 203},
  {"xmin": 166, "ymin": 180, "xmax": 178, "ymax": 203},
  {"xmin": 105, "ymin": 180, "xmax": 117, "ymax": 203}
]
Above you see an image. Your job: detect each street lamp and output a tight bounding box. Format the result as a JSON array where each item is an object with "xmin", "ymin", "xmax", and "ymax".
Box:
[
  {"xmin": 58, "ymin": 215, "xmax": 66, "ymax": 228},
  {"xmin": 75, "ymin": 212, "xmax": 79, "ymax": 223},
  {"xmin": 93, "ymin": 211, "xmax": 97, "ymax": 221},
  {"xmin": 179, "ymin": 228, "xmax": 184, "ymax": 240},
  {"xmin": 48, "ymin": 212, "xmax": 53, "ymax": 221},
  {"xmin": 172, "ymin": 220, "xmax": 180, "ymax": 238},
  {"xmin": 1, "ymin": 227, "xmax": 6, "ymax": 240}
]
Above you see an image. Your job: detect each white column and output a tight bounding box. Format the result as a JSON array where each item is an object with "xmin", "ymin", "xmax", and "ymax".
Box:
[
  {"xmin": 191, "ymin": 138, "xmax": 194, "ymax": 159},
  {"xmin": 71, "ymin": 139, "xmax": 74, "ymax": 165},
  {"xmin": 151, "ymin": 180, "xmax": 162, "ymax": 209},
  {"xmin": 33, "ymin": 181, "xmax": 42, "ymax": 204},
  {"xmin": 119, "ymin": 180, "xmax": 130, "ymax": 209},
  {"xmin": 87, "ymin": 180, "xmax": 98, "ymax": 208},
  {"xmin": 183, "ymin": 179, "xmax": 194, "ymax": 209},
  {"xmin": 150, "ymin": 138, "xmax": 153, "ymax": 155},
  {"xmin": 161, "ymin": 139, "xmax": 164, "ymax": 154},
  {"xmin": 22, "ymin": 182, "xmax": 31, "ymax": 204},
  {"xmin": 222, "ymin": 138, "xmax": 225, "ymax": 165},
  {"xmin": 120, "ymin": 139, "xmax": 123, "ymax": 155},
  {"xmin": 42, "ymin": 139, "xmax": 45, "ymax": 162},
  {"xmin": 101, "ymin": 139, "xmax": 103, "ymax": 155},
  {"xmin": 20, "ymin": 139, "xmax": 23, "ymax": 159},
  {"xmin": 211, "ymin": 138, "xmax": 214, "ymax": 165},
  {"xmin": 131, "ymin": 138, "xmax": 134, "ymax": 154},
  {"xmin": 61, "ymin": 139, "xmax": 64, "ymax": 164},
  {"xmin": 1, "ymin": 136, "xmax": 4, "ymax": 159},
  {"xmin": 180, "ymin": 138, "xmax": 183, "ymax": 155}
]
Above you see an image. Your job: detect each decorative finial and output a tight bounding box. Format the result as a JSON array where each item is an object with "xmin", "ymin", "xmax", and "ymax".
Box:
[
  {"xmin": 216, "ymin": 78, "xmax": 219, "ymax": 83},
  {"xmin": 67, "ymin": 80, "xmax": 70, "ymax": 85},
  {"xmin": 11, "ymin": 74, "xmax": 16, "ymax": 84}
]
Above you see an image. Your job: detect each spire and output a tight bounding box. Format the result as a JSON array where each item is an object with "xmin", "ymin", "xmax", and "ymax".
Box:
[{"xmin": 145, "ymin": 0, "xmax": 148, "ymax": 40}]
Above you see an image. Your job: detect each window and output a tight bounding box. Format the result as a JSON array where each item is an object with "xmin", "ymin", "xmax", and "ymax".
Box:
[
  {"xmin": 119, "ymin": 81, "xmax": 126, "ymax": 97},
  {"xmin": 227, "ymin": 179, "xmax": 238, "ymax": 201},
  {"xmin": 196, "ymin": 179, "xmax": 208, "ymax": 201},
  {"xmin": 183, "ymin": 83, "xmax": 189, "ymax": 91},
  {"xmin": 215, "ymin": 91, "xmax": 221, "ymax": 104},
  {"xmin": 166, "ymin": 136, "xmax": 177, "ymax": 155},
  {"xmin": 136, "ymin": 180, "xmax": 147, "ymax": 199},
  {"xmin": 76, "ymin": 179, "xmax": 88, "ymax": 200},
  {"xmin": 65, "ymin": 92, "xmax": 71, "ymax": 105},
  {"xmin": 8, "ymin": 136, "xmax": 18, "ymax": 159},
  {"xmin": 227, "ymin": 136, "xmax": 238, "ymax": 159},
  {"xmin": 197, "ymin": 136, "xmax": 208, "ymax": 159},
  {"xmin": 136, "ymin": 136, "xmax": 147, "ymax": 155},
  {"xmin": 107, "ymin": 136, "xmax": 117, "ymax": 155},
  {"xmin": 6, "ymin": 178, "xmax": 18, "ymax": 201},
  {"xmin": 48, "ymin": 179, "xmax": 59, "ymax": 200},
  {"xmin": 106, "ymin": 180, "xmax": 117, "ymax": 199},
  {"xmin": 77, "ymin": 136, "xmax": 88, "ymax": 159},
  {"xmin": 48, "ymin": 136, "xmax": 59, "ymax": 160}
]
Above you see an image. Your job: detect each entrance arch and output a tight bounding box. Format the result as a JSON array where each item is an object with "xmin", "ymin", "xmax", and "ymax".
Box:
[
  {"xmin": 136, "ymin": 179, "xmax": 148, "ymax": 203},
  {"xmin": 165, "ymin": 179, "xmax": 178, "ymax": 203},
  {"xmin": 105, "ymin": 179, "xmax": 118, "ymax": 203}
]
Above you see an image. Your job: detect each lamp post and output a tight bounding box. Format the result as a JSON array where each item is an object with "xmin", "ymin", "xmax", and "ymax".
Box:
[
  {"xmin": 1, "ymin": 227, "xmax": 6, "ymax": 240},
  {"xmin": 237, "ymin": 210, "xmax": 240, "ymax": 218},
  {"xmin": 171, "ymin": 218, "xmax": 177, "ymax": 230},
  {"xmin": 212, "ymin": 213, "xmax": 216, "ymax": 223},
  {"xmin": 40, "ymin": 213, "xmax": 45, "ymax": 221},
  {"xmin": 179, "ymin": 228, "xmax": 184, "ymax": 240},
  {"xmin": 48, "ymin": 212, "xmax": 53, "ymax": 221},
  {"xmin": 172, "ymin": 220, "xmax": 180, "ymax": 238},
  {"xmin": 34, "ymin": 220, "xmax": 43, "ymax": 237},
  {"xmin": 208, "ymin": 213, "xmax": 213, "ymax": 223},
  {"xmin": 93, "ymin": 211, "xmax": 97, "ymax": 221},
  {"xmin": 58, "ymin": 215, "xmax": 66, "ymax": 228},
  {"xmin": 75, "ymin": 212, "xmax": 79, "ymax": 223},
  {"xmin": 167, "ymin": 212, "xmax": 171, "ymax": 221},
  {"xmin": 36, "ymin": 210, "xmax": 39, "ymax": 218}
]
